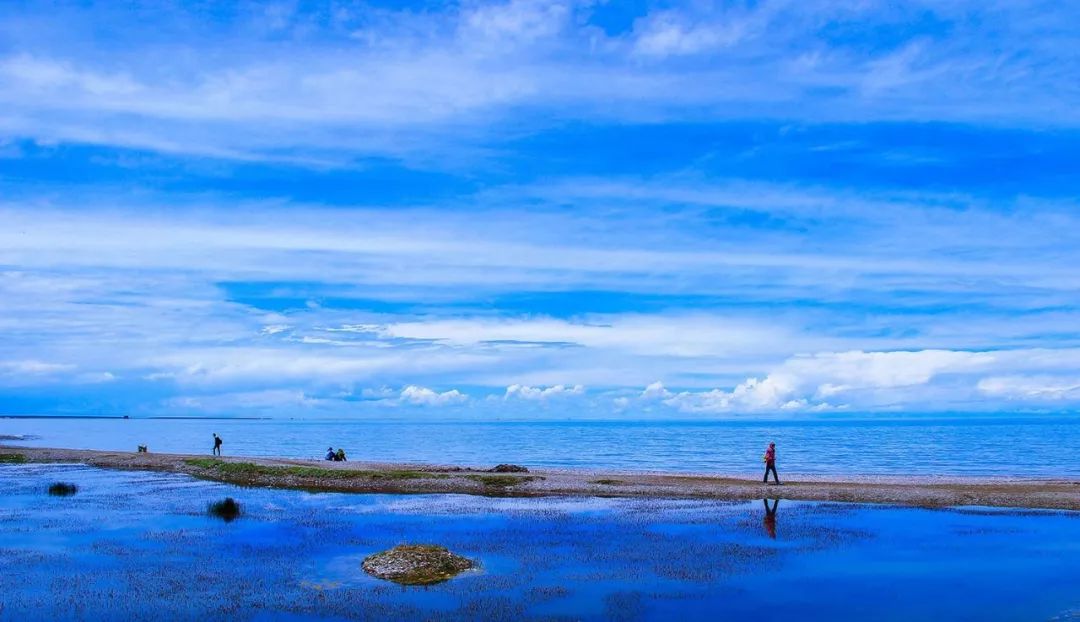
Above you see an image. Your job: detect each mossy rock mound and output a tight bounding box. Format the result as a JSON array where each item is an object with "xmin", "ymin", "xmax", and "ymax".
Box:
[{"xmin": 362, "ymin": 544, "xmax": 475, "ymax": 586}]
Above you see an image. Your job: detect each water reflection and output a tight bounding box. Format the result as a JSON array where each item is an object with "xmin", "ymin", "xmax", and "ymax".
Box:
[{"xmin": 762, "ymin": 498, "xmax": 779, "ymax": 539}]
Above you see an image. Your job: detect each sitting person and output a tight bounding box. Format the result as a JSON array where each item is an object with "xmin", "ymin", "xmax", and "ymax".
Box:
[
  {"xmin": 335, "ymin": 448, "xmax": 347, "ymax": 462},
  {"xmin": 325, "ymin": 447, "xmax": 335, "ymax": 461}
]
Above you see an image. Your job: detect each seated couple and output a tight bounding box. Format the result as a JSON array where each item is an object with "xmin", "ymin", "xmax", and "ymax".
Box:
[{"xmin": 325, "ymin": 447, "xmax": 348, "ymax": 462}]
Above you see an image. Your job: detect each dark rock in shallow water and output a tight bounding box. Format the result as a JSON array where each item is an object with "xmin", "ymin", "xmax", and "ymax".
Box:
[
  {"xmin": 48, "ymin": 482, "xmax": 78, "ymax": 496},
  {"xmin": 208, "ymin": 497, "xmax": 242, "ymax": 522},
  {"xmin": 489, "ymin": 464, "xmax": 529, "ymax": 473},
  {"xmin": 362, "ymin": 544, "xmax": 475, "ymax": 586}
]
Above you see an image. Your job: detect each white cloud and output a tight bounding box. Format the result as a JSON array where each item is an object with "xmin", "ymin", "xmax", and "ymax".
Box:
[
  {"xmin": 75, "ymin": 371, "xmax": 117, "ymax": 384},
  {"xmin": 165, "ymin": 389, "xmax": 321, "ymax": 410},
  {"xmin": 504, "ymin": 383, "xmax": 584, "ymax": 400},
  {"xmin": 637, "ymin": 349, "xmax": 998, "ymax": 413},
  {"xmin": 631, "ymin": 9, "xmax": 753, "ymax": 58},
  {"xmin": 461, "ymin": 0, "xmax": 571, "ymax": 46},
  {"xmin": 398, "ymin": 385, "xmax": 468, "ymax": 406},
  {"xmin": 0, "ymin": 360, "xmax": 75, "ymax": 375},
  {"xmin": 641, "ymin": 381, "xmax": 670, "ymax": 400},
  {"xmin": 0, "ymin": 359, "xmax": 104, "ymax": 387},
  {"xmin": 0, "ymin": 54, "xmax": 142, "ymax": 96},
  {"xmin": 142, "ymin": 347, "xmax": 492, "ymax": 386},
  {"xmin": 359, "ymin": 386, "xmax": 397, "ymax": 399},
  {"xmin": 977, "ymin": 376, "xmax": 1080, "ymax": 401},
  {"xmin": 363, "ymin": 315, "xmax": 806, "ymax": 358}
]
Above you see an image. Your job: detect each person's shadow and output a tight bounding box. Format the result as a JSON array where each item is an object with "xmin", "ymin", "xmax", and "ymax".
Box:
[{"xmin": 762, "ymin": 498, "xmax": 779, "ymax": 539}]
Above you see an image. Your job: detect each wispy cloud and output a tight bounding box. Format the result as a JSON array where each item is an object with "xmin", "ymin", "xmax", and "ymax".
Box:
[{"xmin": 2, "ymin": 1, "xmax": 1080, "ymax": 163}]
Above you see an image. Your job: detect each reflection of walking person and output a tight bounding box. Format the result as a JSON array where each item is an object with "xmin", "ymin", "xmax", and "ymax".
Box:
[
  {"xmin": 213, "ymin": 433, "xmax": 223, "ymax": 456},
  {"xmin": 763, "ymin": 442, "xmax": 780, "ymax": 484},
  {"xmin": 763, "ymin": 498, "xmax": 779, "ymax": 539}
]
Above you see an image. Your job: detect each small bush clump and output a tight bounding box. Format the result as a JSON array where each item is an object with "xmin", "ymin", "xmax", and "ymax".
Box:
[
  {"xmin": 466, "ymin": 474, "xmax": 540, "ymax": 488},
  {"xmin": 208, "ymin": 497, "xmax": 242, "ymax": 522},
  {"xmin": 489, "ymin": 464, "xmax": 529, "ymax": 473},
  {"xmin": 0, "ymin": 453, "xmax": 27, "ymax": 464},
  {"xmin": 48, "ymin": 482, "xmax": 78, "ymax": 496}
]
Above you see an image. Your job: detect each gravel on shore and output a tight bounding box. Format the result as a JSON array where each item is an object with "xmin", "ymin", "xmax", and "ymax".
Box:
[{"xmin": 3, "ymin": 446, "xmax": 1079, "ymax": 510}]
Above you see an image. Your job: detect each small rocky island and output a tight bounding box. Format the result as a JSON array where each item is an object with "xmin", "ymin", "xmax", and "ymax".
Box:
[{"xmin": 362, "ymin": 544, "xmax": 476, "ymax": 586}]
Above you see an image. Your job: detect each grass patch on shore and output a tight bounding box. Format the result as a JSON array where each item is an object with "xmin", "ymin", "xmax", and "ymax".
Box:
[
  {"xmin": 208, "ymin": 497, "xmax": 241, "ymax": 522},
  {"xmin": 184, "ymin": 459, "xmax": 438, "ymax": 481},
  {"xmin": 48, "ymin": 482, "xmax": 78, "ymax": 496},
  {"xmin": 466, "ymin": 474, "xmax": 540, "ymax": 488},
  {"xmin": 0, "ymin": 453, "xmax": 27, "ymax": 464},
  {"xmin": 591, "ymin": 479, "xmax": 625, "ymax": 486}
]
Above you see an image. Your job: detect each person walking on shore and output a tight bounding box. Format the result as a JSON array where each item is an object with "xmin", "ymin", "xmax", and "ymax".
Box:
[
  {"xmin": 763, "ymin": 442, "xmax": 780, "ymax": 485},
  {"xmin": 213, "ymin": 433, "xmax": 223, "ymax": 456}
]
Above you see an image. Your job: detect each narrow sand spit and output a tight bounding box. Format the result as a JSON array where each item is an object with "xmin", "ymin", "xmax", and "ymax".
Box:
[{"xmin": 3, "ymin": 446, "xmax": 1079, "ymax": 510}]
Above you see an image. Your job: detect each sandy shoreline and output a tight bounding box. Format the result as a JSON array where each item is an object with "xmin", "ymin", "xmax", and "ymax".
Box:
[{"xmin": 3, "ymin": 445, "xmax": 1079, "ymax": 510}]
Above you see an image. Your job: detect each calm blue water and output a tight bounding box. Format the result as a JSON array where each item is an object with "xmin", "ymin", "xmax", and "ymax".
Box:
[
  {"xmin": 3, "ymin": 416, "xmax": 1079, "ymax": 477},
  {"xmin": 0, "ymin": 464, "xmax": 1077, "ymax": 621}
]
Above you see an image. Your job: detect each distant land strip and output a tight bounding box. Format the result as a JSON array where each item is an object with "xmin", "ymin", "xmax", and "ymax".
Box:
[{"xmin": 2, "ymin": 446, "xmax": 1079, "ymax": 511}]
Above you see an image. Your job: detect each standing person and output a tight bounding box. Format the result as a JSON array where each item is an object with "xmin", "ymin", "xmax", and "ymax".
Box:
[
  {"xmin": 325, "ymin": 447, "xmax": 335, "ymax": 461},
  {"xmin": 762, "ymin": 442, "xmax": 779, "ymax": 484},
  {"xmin": 213, "ymin": 433, "xmax": 223, "ymax": 456}
]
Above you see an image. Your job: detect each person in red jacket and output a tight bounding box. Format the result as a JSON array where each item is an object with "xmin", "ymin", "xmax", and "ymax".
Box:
[{"xmin": 763, "ymin": 442, "xmax": 780, "ymax": 484}]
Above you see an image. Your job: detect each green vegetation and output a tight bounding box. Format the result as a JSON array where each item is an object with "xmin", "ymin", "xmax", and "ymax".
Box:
[
  {"xmin": 591, "ymin": 479, "xmax": 625, "ymax": 486},
  {"xmin": 184, "ymin": 458, "xmax": 223, "ymax": 469},
  {"xmin": 48, "ymin": 482, "xmax": 78, "ymax": 496},
  {"xmin": 183, "ymin": 459, "xmax": 437, "ymax": 481},
  {"xmin": 466, "ymin": 474, "xmax": 540, "ymax": 488},
  {"xmin": 208, "ymin": 497, "xmax": 241, "ymax": 522},
  {"xmin": 0, "ymin": 453, "xmax": 27, "ymax": 464},
  {"xmin": 362, "ymin": 544, "xmax": 475, "ymax": 586}
]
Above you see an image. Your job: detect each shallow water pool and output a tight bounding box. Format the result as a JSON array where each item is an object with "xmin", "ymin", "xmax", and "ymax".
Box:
[{"xmin": 0, "ymin": 464, "xmax": 1077, "ymax": 621}]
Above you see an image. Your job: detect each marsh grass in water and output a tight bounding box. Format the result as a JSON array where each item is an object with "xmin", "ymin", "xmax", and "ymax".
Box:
[
  {"xmin": 208, "ymin": 497, "xmax": 242, "ymax": 522},
  {"xmin": 48, "ymin": 482, "xmax": 78, "ymax": 496},
  {"xmin": 0, "ymin": 453, "xmax": 27, "ymax": 464}
]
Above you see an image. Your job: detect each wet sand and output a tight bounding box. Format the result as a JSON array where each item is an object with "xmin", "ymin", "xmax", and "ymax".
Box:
[{"xmin": 4, "ymin": 445, "xmax": 1079, "ymax": 510}]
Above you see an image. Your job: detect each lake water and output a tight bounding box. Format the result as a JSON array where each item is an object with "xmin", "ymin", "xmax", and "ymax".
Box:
[
  {"xmin": 3, "ymin": 416, "xmax": 1079, "ymax": 477},
  {"xmin": 0, "ymin": 464, "xmax": 1077, "ymax": 621}
]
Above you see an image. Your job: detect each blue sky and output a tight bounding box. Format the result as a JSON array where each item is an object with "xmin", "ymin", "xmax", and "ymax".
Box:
[{"xmin": 1, "ymin": 0, "xmax": 1079, "ymax": 417}]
